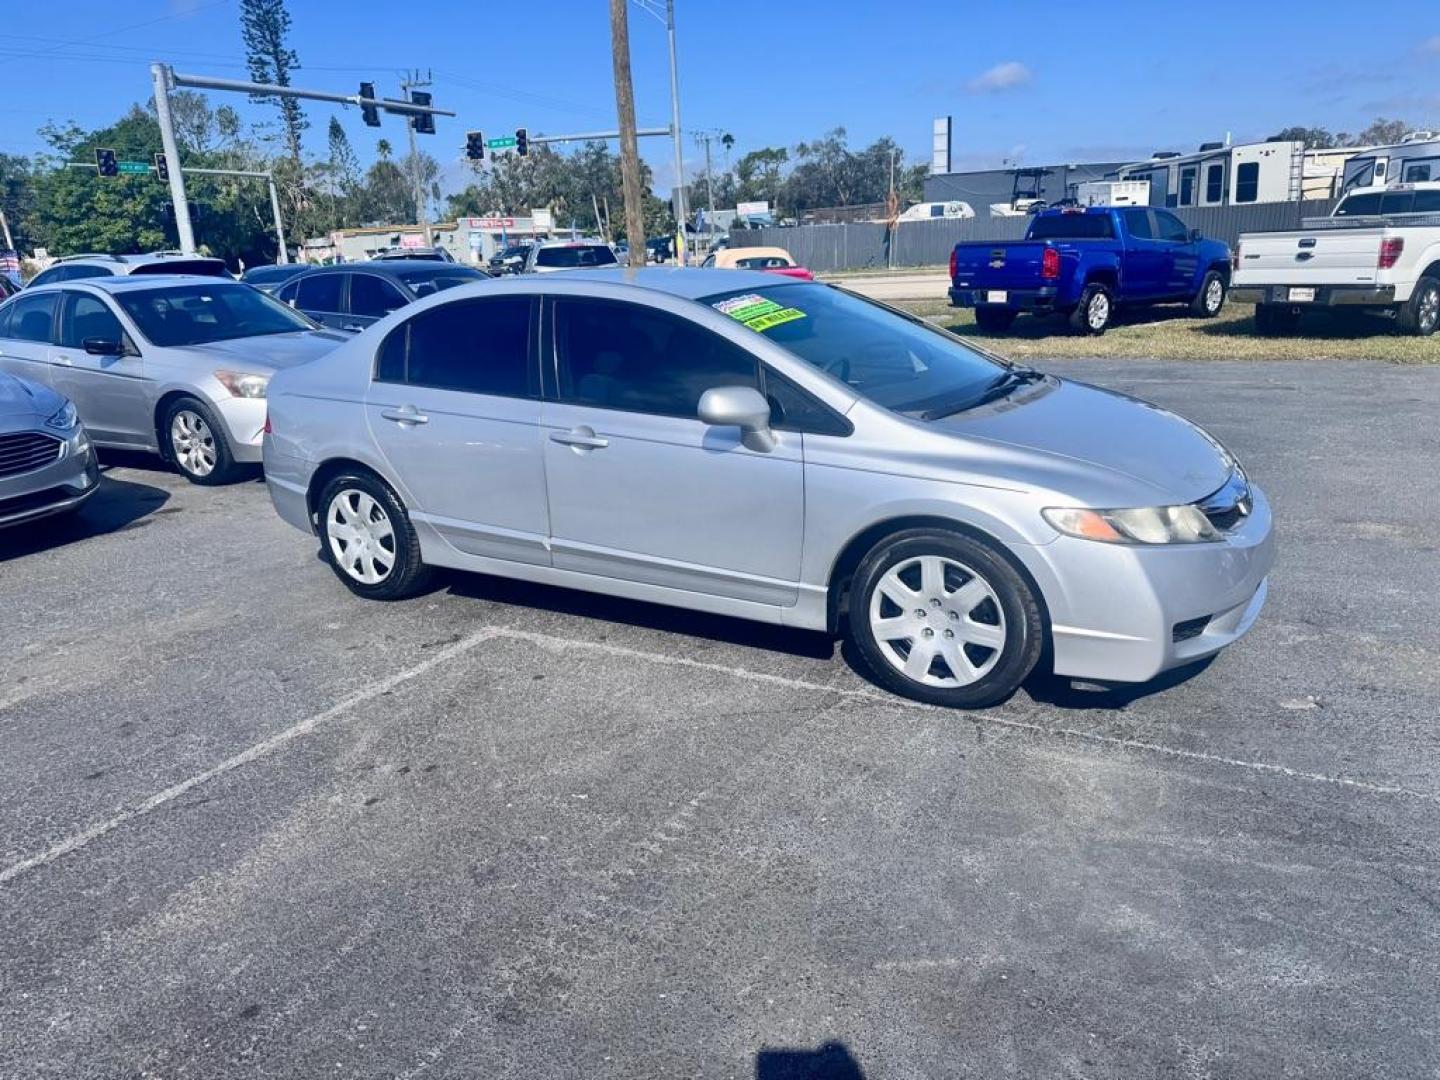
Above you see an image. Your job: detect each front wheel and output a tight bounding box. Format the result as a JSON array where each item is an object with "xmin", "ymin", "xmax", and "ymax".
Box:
[
  {"xmin": 1190, "ymin": 270, "xmax": 1227, "ymax": 317},
  {"xmin": 316, "ymin": 472, "xmax": 433, "ymax": 600},
  {"xmin": 1398, "ymin": 276, "xmax": 1440, "ymax": 336},
  {"xmin": 1068, "ymin": 283, "xmax": 1113, "ymax": 334},
  {"xmin": 848, "ymin": 529, "xmax": 1044, "ymax": 708},
  {"xmin": 162, "ymin": 396, "xmax": 241, "ymax": 485}
]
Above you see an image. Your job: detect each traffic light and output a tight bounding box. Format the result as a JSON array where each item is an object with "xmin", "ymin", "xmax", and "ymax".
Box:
[
  {"xmin": 515, "ymin": 128, "xmax": 528, "ymax": 157},
  {"xmin": 410, "ymin": 90, "xmax": 434, "ymax": 135},
  {"xmin": 359, "ymin": 82, "xmax": 380, "ymax": 127},
  {"xmin": 95, "ymin": 147, "xmax": 118, "ymax": 177},
  {"xmin": 154, "ymin": 153, "xmax": 169, "ymax": 183},
  {"xmin": 465, "ymin": 131, "xmax": 485, "ymax": 161}
]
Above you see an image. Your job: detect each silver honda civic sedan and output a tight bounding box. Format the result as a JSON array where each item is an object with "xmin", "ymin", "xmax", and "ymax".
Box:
[
  {"xmin": 263, "ymin": 268, "xmax": 1273, "ymax": 707},
  {"xmin": 0, "ymin": 276, "xmax": 344, "ymax": 485}
]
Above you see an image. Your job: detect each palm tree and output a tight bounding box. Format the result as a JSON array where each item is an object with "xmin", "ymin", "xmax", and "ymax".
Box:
[{"xmin": 376, "ymin": 138, "xmax": 392, "ymax": 160}]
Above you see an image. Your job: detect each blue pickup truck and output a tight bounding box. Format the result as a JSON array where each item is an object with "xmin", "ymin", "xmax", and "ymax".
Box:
[{"xmin": 948, "ymin": 206, "xmax": 1232, "ymax": 334}]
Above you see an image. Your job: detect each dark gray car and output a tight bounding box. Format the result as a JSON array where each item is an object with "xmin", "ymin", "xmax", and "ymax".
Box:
[
  {"xmin": 275, "ymin": 261, "xmax": 490, "ymax": 331},
  {"xmin": 0, "ymin": 370, "xmax": 98, "ymax": 529}
]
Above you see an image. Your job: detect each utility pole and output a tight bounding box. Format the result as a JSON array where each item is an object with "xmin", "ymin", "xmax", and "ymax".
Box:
[
  {"xmin": 0, "ymin": 208, "xmax": 14, "ymax": 252},
  {"xmin": 400, "ymin": 69, "xmax": 433, "ymax": 245},
  {"xmin": 152, "ymin": 63, "xmax": 196, "ymax": 254},
  {"xmin": 609, "ymin": 0, "xmax": 647, "ymax": 254},
  {"xmin": 697, "ymin": 130, "xmax": 718, "ymax": 249}
]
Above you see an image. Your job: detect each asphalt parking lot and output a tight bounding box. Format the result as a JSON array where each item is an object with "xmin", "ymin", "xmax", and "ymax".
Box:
[{"xmin": 3, "ymin": 357, "xmax": 1438, "ymax": 1078}]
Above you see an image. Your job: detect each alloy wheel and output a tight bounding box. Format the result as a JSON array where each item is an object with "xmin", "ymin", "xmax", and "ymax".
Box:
[
  {"xmin": 326, "ymin": 488, "xmax": 397, "ymax": 585},
  {"xmin": 867, "ymin": 554, "xmax": 1006, "ymax": 687},
  {"xmin": 1420, "ymin": 286, "xmax": 1439, "ymax": 334},
  {"xmin": 170, "ymin": 410, "xmax": 217, "ymax": 477},
  {"xmin": 1088, "ymin": 291, "xmax": 1110, "ymax": 330},
  {"xmin": 1205, "ymin": 278, "xmax": 1224, "ymax": 313}
]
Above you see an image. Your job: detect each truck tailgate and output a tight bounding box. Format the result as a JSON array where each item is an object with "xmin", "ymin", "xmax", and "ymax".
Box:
[
  {"xmin": 1235, "ymin": 228, "xmax": 1383, "ymax": 286},
  {"xmin": 951, "ymin": 241, "xmax": 1053, "ymax": 290}
]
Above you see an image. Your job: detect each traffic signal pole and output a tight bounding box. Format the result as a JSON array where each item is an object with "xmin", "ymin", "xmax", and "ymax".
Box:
[{"xmin": 151, "ymin": 63, "xmax": 195, "ymax": 254}]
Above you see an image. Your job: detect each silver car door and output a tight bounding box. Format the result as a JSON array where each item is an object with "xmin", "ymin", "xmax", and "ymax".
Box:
[
  {"xmin": 0, "ymin": 291, "xmax": 60, "ymax": 389},
  {"xmin": 49, "ymin": 290, "xmax": 151, "ymax": 446},
  {"xmin": 364, "ymin": 294, "xmax": 551, "ymax": 565},
  {"xmin": 542, "ymin": 296, "xmax": 803, "ymax": 606}
]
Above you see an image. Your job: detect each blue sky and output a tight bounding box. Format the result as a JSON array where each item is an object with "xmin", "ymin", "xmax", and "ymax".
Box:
[{"xmin": 3, "ymin": 0, "xmax": 1438, "ymax": 193}]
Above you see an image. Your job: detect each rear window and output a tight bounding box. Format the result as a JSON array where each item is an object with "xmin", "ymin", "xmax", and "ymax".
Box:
[
  {"xmin": 130, "ymin": 259, "xmax": 230, "ymax": 278},
  {"xmin": 394, "ymin": 267, "xmax": 487, "ymax": 295},
  {"xmin": 1334, "ymin": 191, "xmax": 1438, "ymax": 216},
  {"xmin": 1028, "ymin": 214, "xmax": 1114, "ymax": 240},
  {"xmin": 535, "ymin": 245, "xmax": 618, "ymax": 269}
]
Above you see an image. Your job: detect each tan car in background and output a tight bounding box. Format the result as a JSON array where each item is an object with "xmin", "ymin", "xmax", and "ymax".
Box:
[{"xmin": 702, "ymin": 246, "xmax": 814, "ymax": 280}]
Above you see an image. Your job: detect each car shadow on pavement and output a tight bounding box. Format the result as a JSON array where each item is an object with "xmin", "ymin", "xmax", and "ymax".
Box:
[
  {"xmin": 0, "ymin": 473, "xmax": 171, "ymax": 563},
  {"xmin": 756, "ymin": 1040, "xmax": 865, "ymax": 1079},
  {"xmin": 93, "ymin": 448, "xmax": 266, "ymax": 485},
  {"xmin": 939, "ymin": 303, "xmax": 1204, "ymax": 341},
  {"xmin": 1021, "ymin": 656, "xmax": 1215, "ymax": 711},
  {"xmin": 440, "ymin": 570, "xmax": 839, "ymax": 661}
]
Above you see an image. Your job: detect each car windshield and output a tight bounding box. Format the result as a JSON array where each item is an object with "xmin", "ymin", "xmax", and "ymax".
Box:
[
  {"xmin": 700, "ymin": 283, "xmax": 1006, "ymax": 416},
  {"xmin": 535, "ymin": 245, "xmax": 618, "ymax": 269},
  {"xmin": 1028, "ymin": 214, "xmax": 1114, "ymax": 239},
  {"xmin": 394, "ymin": 267, "xmax": 487, "ymax": 293},
  {"xmin": 116, "ymin": 282, "xmax": 315, "ymax": 346}
]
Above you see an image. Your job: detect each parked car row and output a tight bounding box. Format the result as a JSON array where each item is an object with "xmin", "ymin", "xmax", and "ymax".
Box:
[{"xmin": 2, "ymin": 258, "xmax": 1274, "ymax": 709}]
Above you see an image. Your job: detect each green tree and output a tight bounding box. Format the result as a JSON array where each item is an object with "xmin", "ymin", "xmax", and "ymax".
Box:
[
  {"xmin": 1270, "ymin": 126, "xmax": 1337, "ymax": 148},
  {"xmin": 733, "ymin": 146, "xmax": 788, "ymax": 207},
  {"xmin": 1351, "ymin": 118, "xmax": 1416, "ymax": 146},
  {"xmin": 1, "ymin": 153, "xmax": 35, "ymax": 251},
  {"xmin": 240, "ymin": 0, "xmax": 306, "ymax": 166}
]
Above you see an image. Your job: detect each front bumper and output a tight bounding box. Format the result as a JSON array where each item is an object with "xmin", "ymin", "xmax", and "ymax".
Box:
[
  {"xmin": 949, "ymin": 285, "xmax": 1060, "ymax": 311},
  {"xmin": 1019, "ymin": 485, "xmax": 1275, "ymax": 683},
  {"xmin": 0, "ymin": 431, "xmax": 100, "ymax": 529},
  {"xmin": 212, "ymin": 396, "xmax": 269, "ymax": 463},
  {"xmin": 1229, "ymin": 284, "xmax": 1397, "ymax": 308}
]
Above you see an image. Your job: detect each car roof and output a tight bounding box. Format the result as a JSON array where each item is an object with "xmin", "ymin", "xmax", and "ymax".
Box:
[
  {"xmin": 29, "ymin": 274, "xmax": 252, "ymax": 295},
  {"xmin": 53, "ymin": 252, "xmax": 226, "ymax": 270},
  {"xmin": 297, "ymin": 260, "xmax": 484, "ymax": 278},
  {"xmin": 535, "ymin": 238, "xmax": 609, "ymax": 248},
  {"xmin": 540, "ymin": 266, "xmax": 797, "ymax": 299}
]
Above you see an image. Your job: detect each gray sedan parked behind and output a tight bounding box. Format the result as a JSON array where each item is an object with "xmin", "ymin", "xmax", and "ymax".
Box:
[
  {"xmin": 275, "ymin": 261, "xmax": 490, "ymax": 332},
  {"xmin": 0, "ymin": 277, "xmax": 344, "ymax": 485},
  {"xmin": 0, "ymin": 371, "xmax": 98, "ymax": 529},
  {"xmin": 263, "ymin": 268, "xmax": 1273, "ymax": 708}
]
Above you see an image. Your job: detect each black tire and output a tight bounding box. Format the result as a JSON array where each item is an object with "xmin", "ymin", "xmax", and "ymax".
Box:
[
  {"xmin": 1190, "ymin": 270, "xmax": 1227, "ymax": 317},
  {"xmin": 974, "ymin": 307, "xmax": 1017, "ymax": 332},
  {"xmin": 848, "ymin": 528, "xmax": 1044, "ymax": 709},
  {"xmin": 1398, "ymin": 275, "xmax": 1440, "ymax": 336},
  {"xmin": 1254, "ymin": 303, "xmax": 1301, "ymax": 336},
  {"xmin": 161, "ymin": 395, "xmax": 242, "ymax": 485},
  {"xmin": 1068, "ymin": 282, "xmax": 1114, "ymax": 334},
  {"xmin": 315, "ymin": 471, "xmax": 433, "ymax": 601}
]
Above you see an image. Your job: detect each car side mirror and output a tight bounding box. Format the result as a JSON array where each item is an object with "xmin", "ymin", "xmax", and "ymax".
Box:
[
  {"xmin": 82, "ymin": 337, "xmax": 125, "ymax": 356},
  {"xmin": 698, "ymin": 385, "xmax": 776, "ymax": 453},
  {"xmin": 1189, "ymin": 228, "xmax": 1203, "ymax": 242}
]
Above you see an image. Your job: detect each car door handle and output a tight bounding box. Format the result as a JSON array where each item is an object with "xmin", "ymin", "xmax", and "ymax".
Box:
[
  {"xmin": 381, "ymin": 406, "xmax": 428, "ymax": 425},
  {"xmin": 342, "ymin": 324, "xmax": 365, "ymax": 333},
  {"xmin": 550, "ymin": 427, "xmax": 609, "ymax": 450},
  {"xmin": 53, "ymin": 354, "xmax": 73, "ymax": 366}
]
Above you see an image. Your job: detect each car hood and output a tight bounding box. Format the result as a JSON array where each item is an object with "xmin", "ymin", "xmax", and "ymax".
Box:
[
  {"xmin": 170, "ymin": 330, "xmax": 348, "ymax": 372},
  {"xmin": 934, "ymin": 377, "xmax": 1234, "ymax": 503},
  {"xmin": 0, "ymin": 370, "xmax": 61, "ymax": 422}
]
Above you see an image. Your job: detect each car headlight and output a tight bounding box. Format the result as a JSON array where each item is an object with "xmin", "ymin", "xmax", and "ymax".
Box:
[
  {"xmin": 214, "ymin": 370, "xmax": 270, "ymax": 399},
  {"xmin": 1043, "ymin": 504, "xmax": 1220, "ymax": 545},
  {"xmin": 44, "ymin": 400, "xmax": 79, "ymax": 431}
]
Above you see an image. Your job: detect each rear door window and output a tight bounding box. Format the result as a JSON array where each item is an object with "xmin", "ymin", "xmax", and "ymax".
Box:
[
  {"xmin": 296, "ymin": 272, "xmax": 344, "ymax": 313},
  {"xmin": 377, "ymin": 296, "xmax": 536, "ymax": 398},
  {"xmin": 7, "ymin": 292, "xmax": 59, "ymax": 343}
]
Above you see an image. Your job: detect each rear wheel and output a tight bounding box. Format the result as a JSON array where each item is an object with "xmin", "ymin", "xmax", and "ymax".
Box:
[
  {"xmin": 316, "ymin": 472, "xmax": 433, "ymax": 600},
  {"xmin": 848, "ymin": 529, "xmax": 1044, "ymax": 708},
  {"xmin": 1068, "ymin": 283, "xmax": 1113, "ymax": 334},
  {"xmin": 1190, "ymin": 270, "xmax": 1227, "ymax": 317},
  {"xmin": 162, "ymin": 396, "xmax": 241, "ymax": 485},
  {"xmin": 1398, "ymin": 276, "xmax": 1440, "ymax": 336},
  {"xmin": 973, "ymin": 307, "xmax": 1017, "ymax": 332},
  {"xmin": 1254, "ymin": 303, "xmax": 1301, "ymax": 336}
]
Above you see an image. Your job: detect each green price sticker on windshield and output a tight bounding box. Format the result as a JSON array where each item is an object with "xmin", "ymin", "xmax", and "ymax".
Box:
[{"xmin": 714, "ymin": 293, "xmax": 807, "ymax": 332}]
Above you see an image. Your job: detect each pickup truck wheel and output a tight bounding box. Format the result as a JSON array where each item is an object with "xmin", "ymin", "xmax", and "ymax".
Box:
[
  {"xmin": 1190, "ymin": 271, "xmax": 1227, "ymax": 317},
  {"xmin": 1068, "ymin": 283, "xmax": 1113, "ymax": 335},
  {"xmin": 1254, "ymin": 303, "xmax": 1301, "ymax": 336},
  {"xmin": 1398, "ymin": 276, "xmax": 1440, "ymax": 336},
  {"xmin": 974, "ymin": 307, "xmax": 1017, "ymax": 332}
]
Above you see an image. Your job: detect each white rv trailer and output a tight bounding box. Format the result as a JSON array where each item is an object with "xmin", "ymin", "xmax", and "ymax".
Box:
[
  {"xmin": 1339, "ymin": 132, "xmax": 1440, "ymax": 194},
  {"xmin": 1116, "ymin": 140, "xmax": 1304, "ymax": 208}
]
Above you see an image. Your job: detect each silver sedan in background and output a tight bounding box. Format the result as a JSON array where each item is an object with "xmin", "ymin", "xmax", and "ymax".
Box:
[
  {"xmin": 0, "ymin": 371, "xmax": 98, "ymax": 529},
  {"xmin": 0, "ymin": 277, "xmax": 345, "ymax": 484},
  {"xmin": 262, "ymin": 268, "xmax": 1273, "ymax": 708}
]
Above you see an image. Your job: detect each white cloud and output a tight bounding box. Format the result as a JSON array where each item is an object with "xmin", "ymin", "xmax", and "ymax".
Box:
[{"xmin": 967, "ymin": 61, "xmax": 1033, "ymax": 94}]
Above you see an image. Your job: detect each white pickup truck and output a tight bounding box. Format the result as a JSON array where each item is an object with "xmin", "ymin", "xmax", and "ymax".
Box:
[{"xmin": 1230, "ymin": 182, "xmax": 1440, "ymax": 335}]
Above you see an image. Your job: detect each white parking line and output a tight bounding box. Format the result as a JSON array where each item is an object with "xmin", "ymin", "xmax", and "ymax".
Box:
[
  {"xmin": 0, "ymin": 626, "xmax": 505, "ymax": 887},
  {"xmin": 3, "ymin": 620, "xmax": 1433, "ymax": 888}
]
